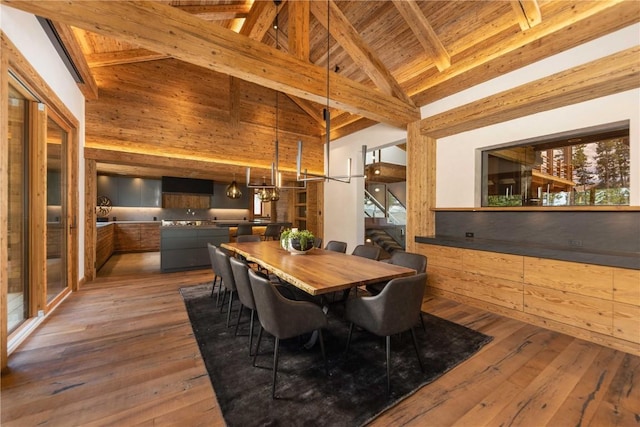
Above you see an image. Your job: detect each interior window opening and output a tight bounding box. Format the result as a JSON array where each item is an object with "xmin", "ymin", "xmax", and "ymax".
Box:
[{"xmin": 482, "ymin": 124, "xmax": 630, "ymax": 207}]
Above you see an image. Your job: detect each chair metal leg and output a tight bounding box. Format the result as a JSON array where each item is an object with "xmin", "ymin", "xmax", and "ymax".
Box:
[
  {"xmin": 219, "ymin": 288, "xmax": 227, "ymax": 312},
  {"xmin": 318, "ymin": 329, "xmax": 328, "ymax": 376},
  {"xmin": 234, "ymin": 304, "xmax": 244, "ymax": 336},
  {"xmin": 272, "ymin": 337, "xmax": 280, "ymax": 399},
  {"xmin": 410, "ymin": 328, "xmax": 424, "ymax": 372},
  {"xmin": 345, "ymin": 323, "xmax": 354, "ymax": 354},
  {"xmin": 385, "ymin": 335, "xmax": 391, "ymax": 396},
  {"xmin": 210, "ymin": 275, "xmax": 220, "ymax": 298},
  {"xmin": 419, "ymin": 312, "xmax": 426, "ymax": 332},
  {"xmin": 248, "ymin": 309, "xmax": 255, "ymax": 356},
  {"xmin": 253, "ymin": 326, "xmax": 263, "ymax": 367},
  {"xmin": 225, "ymin": 290, "xmax": 235, "ymax": 327}
]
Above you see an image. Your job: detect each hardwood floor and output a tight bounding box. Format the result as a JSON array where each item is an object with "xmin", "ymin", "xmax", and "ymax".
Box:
[{"xmin": 2, "ymin": 253, "xmax": 638, "ymax": 426}]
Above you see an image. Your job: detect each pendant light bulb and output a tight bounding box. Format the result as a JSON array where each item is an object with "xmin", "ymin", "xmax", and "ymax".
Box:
[
  {"xmin": 226, "ymin": 174, "xmax": 242, "ymax": 199},
  {"xmin": 257, "ymin": 177, "xmax": 272, "ymax": 202}
]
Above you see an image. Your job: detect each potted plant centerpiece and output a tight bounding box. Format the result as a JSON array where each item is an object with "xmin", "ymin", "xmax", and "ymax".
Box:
[{"xmin": 280, "ymin": 228, "xmax": 315, "ymax": 255}]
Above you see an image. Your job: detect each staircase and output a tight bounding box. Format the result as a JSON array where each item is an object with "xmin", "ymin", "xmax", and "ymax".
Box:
[
  {"xmin": 364, "ymin": 187, "xmax": 406, "ymax": 258},
  {"xmin": 365, "ymin": 227, "xmax": 404, "ymax": 257}
]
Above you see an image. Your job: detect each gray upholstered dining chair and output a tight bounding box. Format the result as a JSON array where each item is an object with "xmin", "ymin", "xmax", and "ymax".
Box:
[
  {"xmin": 248, "ymin": 269, "xmax": 328, "ymax": 399},
  {"xmin": 352, "ymin": 244, "xmax": 382, "ymax": 261},
  {"xmin": 344, "ymin": 272, "xmax": 427, "ymax": 395},
  {"xmin": 229, "ymin": 257, "xmax": 259, "ymax": 355},
  {"xmin": 215, "ymin": 248, "xmax": 239, "ymax": 327},
  {"xmin": 325, "ymin": 240, "xmax": 347, "ymax": 253},
  {"xmin": 207, "ymin": 243, "xmax": 222, "ymax": 300},
  {"xmin": 330, "ymin": 244, "xmax": 382, "ymax": 302},
  {"xmin": 313, "ymin": 237, "xmax": 323, "ymax": 248},
  {"xmin": 262, "ymin": 224, "xmax": 282, "ymax": 240},
  {"xmin": 236, "ymin": 234, "xmax": 261, "ymax": 243},
  {"xmin": 366, "ymin": 251, "xmax": 427, "ymax": 295}
]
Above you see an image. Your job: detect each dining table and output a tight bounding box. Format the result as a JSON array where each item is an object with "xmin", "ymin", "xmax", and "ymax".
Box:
[{"xmin": 221, "ymin": 240, "xmax": 416, "ymax": 297}]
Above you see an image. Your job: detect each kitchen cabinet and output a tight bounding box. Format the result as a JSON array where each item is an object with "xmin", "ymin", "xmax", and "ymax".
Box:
[
  {"xmin": 160, "ymin": 226, "xmax": 228, "ymax": 272},
  {"xmin": 114, "ymin": 224, "xmax": 140, "ymax": 252},
  {"xmin": 162, "ymin": 193, "xmax": 210, "ymax": 209},
  {"xmin": 96, "ymin": 224, "xmax": 115, "ymax": 269},
  {"xmin": 114, "ymin": 222, "xmax": 160, "ymax": 252},
  {"xmin": 97, "ymin": 175, "xmax": 161, "ymax": 207},
  {"xmin": 139, "ymin": 223, "xmax": 161, "ymax": 251},
  {"xmin": 117, "ymin": 177, "xmax": 140, "ymax": 206},
  {"xmin": 97, "ymin": 175, "xmax": 119, "ymax": 205},
  {"xmin": 141, "ymin": 179, "xmax": 161, "ymax": 207}
]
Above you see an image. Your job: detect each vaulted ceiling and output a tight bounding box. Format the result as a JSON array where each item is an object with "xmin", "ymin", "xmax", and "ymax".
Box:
[{"xmin": 3, "ymin": 0, "xmax": 638, "ymax": 182}]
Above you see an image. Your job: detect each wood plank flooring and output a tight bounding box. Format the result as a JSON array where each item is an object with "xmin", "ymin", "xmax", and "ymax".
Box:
[{"xmin": 2, "ymin": 253, "xmax": 638, "ymax": 426}]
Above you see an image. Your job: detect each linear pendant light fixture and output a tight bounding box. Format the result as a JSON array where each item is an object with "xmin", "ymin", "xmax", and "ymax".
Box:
[
  {"xmin": 297, "ymin": 0, "xmax": 366, "ymax": 184},
  {"xmin": 246, "ymin": 0, "xmax": 305, "ymax": 196}
]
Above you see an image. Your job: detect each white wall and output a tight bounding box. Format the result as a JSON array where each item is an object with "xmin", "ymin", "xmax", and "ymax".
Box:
[
  {"xmin": 1, "ymin": 6, "xmax": 86, "ymax": 279},
  {"xmin": 324, "ymin": 23, "xmax": 640, "ymax": 245},
  {"xmin": 437, "ymin": 90, "xmax": 639, "ymax": 207},
  {"xmin": 324, "ymin": 124, "xmax": 405, "ymax": 251}
]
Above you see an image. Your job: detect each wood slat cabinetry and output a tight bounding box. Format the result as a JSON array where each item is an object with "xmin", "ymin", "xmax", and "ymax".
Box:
[
  {"xmin": 416, "ymin": 243, "xmax": 640, "ymax": 355},
  {"xmin": 162, "ymin": 194, "xmax": 210, "ymax": 209},
  {"xmin": 115, "ymin": 223, "xmax": 160, "ymax": 252},
  {"xmin": 96, "ymin": 224, "xmax": 115, "ymax": 270},
  {"xmin": 289, "ymin": 181, "xmax": 323, "ymax": 238}
]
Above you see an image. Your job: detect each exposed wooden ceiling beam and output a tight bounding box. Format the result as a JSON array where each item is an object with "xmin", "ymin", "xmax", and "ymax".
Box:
[
  {"xmin": 284, "ymin": 0, "xmax": 325, "ymax": 128},
  {"xmin": 173, "ymin": 3, "xmax": 252, "ymax": 21},
  {"xmin": 3, "ymin": 0, "xmax": 419, "ymax": 127},
  {"xmin": 406, "ymin": 0, "xmax": 626, "ymax": 99},
  {"xmin": 511, "ymin": 0, "xmax": 542, "ymax": 30},
  {"xmin": 87, "ymin": 148, "xmax": 270, "ymax": 182},
  {"xmin": 288, "ymin": 0, "xmax": 309, "ymax": 61},
  {"xmin": 421, "ymin": 47, "xmax": 640, "ymax": 139},
  {"xmin": 86, "ymin": 48, "xmax": 169, "ymax": 68},
  {"xmin": 309, "ymin": 0, "xmax": 415, "ymax": 108},
  {"xmin": 239, "ymin": 0, "xmax": 285, "ymax": 41},
  {"xmin": 391, "ymin": 0, "xmax": 450, "ymax": 72},
  {"xmin": 50, "ymin": 22, "xmax": 99, "ymax": 99}
]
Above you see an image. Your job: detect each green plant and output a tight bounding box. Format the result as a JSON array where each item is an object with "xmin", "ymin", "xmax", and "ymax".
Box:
[{"xmin": 280, "ymin": 228, "xmax": 315, "ymax": 251}]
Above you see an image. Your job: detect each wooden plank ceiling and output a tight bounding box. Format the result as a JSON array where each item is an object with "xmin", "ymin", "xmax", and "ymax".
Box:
[{"xmin": 3, "ymin": 0, "xmax": 637, "ymax": 183}]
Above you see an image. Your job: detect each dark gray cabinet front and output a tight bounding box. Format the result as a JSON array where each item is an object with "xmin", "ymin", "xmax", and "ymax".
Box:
[
  {"xmin": 141, "ymin": 179, "xmax": 161, "ymax": 207},
  {"xmin": 160, "ymin": 227, "xmax": 229, "ymax": 272},
  {"xmin": 97, "ymin": 175, "xmax": 161, "ymax": 207},
  {"xmin": 117, "ymin": 177, "xmax": 140, "ymax": 206},
  {"xmin": 97, "ymin": 175, "xmax": 119, "ymax": 205}
]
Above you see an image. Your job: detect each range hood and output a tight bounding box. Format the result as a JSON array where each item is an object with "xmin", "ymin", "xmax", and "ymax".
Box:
[{"xmin": 161, "ymin": 176, "xmax": 214, "ymax": 195}]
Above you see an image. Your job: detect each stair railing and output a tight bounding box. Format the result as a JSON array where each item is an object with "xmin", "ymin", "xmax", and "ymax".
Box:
[{"xmin": 364, "ymin": 189, "xmax": 404, "ymax": 225}]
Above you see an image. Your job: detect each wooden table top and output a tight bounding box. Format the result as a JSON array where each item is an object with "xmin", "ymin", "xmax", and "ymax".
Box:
[{"xmin": 222, "ymin": 241, "xmax": 416, "ymax": 296}]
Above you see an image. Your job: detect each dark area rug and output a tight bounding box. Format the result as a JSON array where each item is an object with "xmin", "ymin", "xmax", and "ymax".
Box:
[{"xmin": 180, "ymin": 283, "xmax": 492, "ymax": 427}]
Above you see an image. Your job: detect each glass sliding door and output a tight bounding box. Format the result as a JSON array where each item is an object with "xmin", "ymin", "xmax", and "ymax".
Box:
[
  {"xmin": 46, "ymin": 117, "xmax": 68, "ymax": 304},
  {"xmin": 7, "ymin": 84, "xmax": 29, "ymax": 333}
]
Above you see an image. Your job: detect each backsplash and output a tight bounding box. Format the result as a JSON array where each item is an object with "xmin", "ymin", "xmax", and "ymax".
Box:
[{"xmin": 103, "ymin": 207, "xmax": 252, "ymax": 222}]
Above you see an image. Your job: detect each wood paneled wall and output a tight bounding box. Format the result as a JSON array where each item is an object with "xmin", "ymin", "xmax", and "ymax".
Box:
[
  {"xmin": 85, "ymin": 59, "xmax": 324, "ymax": 176},
  {"xmin": 416, "ymin": 243, "xmax": 640, "ymax": 355},
  {"xmin": 405, "ymin": 45, "xmax": 640, "ymax": 355}
]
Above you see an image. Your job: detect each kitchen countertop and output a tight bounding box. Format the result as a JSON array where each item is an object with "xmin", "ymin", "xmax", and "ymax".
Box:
[
  {"xmin": 96, "ymin": 220, "xmax": 160, "ymax": 227},
  {"xmin": 96, "ymin": 220, "xmax": 288, "ymax": 228},
  {"xmin": 96, "ymin": 219, "xmax": 291, "ymax": 228}
]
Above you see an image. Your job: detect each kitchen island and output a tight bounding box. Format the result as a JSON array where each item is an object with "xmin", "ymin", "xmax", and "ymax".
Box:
[{"xmin": 160, "ymin": 225, "xmax": 228, "ymax": 272}]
